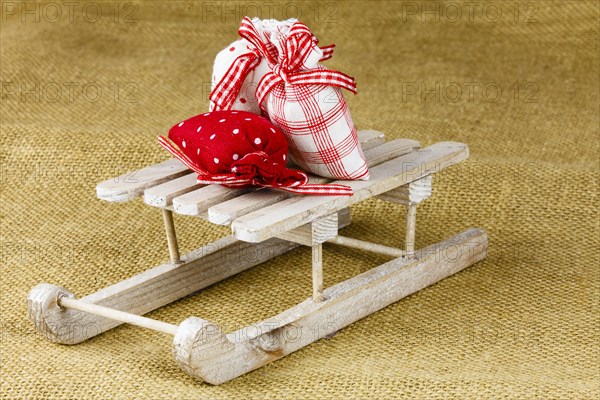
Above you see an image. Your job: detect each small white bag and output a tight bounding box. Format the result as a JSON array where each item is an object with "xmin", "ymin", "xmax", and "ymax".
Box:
[
  {"xmin": 209, "ymin": 19, "xmax": 297, "ymax": 115},
  {"xmin": 209, "ymin": 39, "xmax": 270, "ymax": 114}
]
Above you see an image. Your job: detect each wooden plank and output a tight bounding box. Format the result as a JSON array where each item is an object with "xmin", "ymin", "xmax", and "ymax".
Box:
[
  {"xmin": 173, "ymin": 228, "xmax": 488, "ymax": 384},
  {"xmin": 208, "ymin": 138, "xmax": 421, "ymax": 225},
  {"xmin": 173, "ymin": 185, "xmax": 252, "ymax": 216},
  {"xmin": 231, "ymin": 142, "xmax": 468, "ymax": 243},
  {"xmin": 353, "ymin": 129, "xmax": 386, "ymax": 151},
  {"xmin": 144, "ymin": 173, "xmax": 203, "ymax": 207},
  {"xmin": 145, "ymin": 129, "xmax": 387, "ymax": 213},
  {"xmin": 96, "ymin": 158, "xmax": 188, "ymax": 203},
  {"xmin": 172, "ymin": 132, "xmax": 398, "ymax": 218},
  {"xmin": 94, "ymin": 129, "xmax": 382, "ymax": 206},
  {"xmin": 26, "ymin": 209, "xmax": 354, "ymax": 345},
  {"xmin": 209, "ymin": 190, "xmax": 290, "ymax": 225},
  {"xmin": 27, "ymin": 235, "xmax": 299, "ymax": 344}
]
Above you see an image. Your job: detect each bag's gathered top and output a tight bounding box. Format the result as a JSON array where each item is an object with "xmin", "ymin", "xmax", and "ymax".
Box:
[{"xmin": 210, "ymin": 17, "xmax": 341, "ymax": 112}]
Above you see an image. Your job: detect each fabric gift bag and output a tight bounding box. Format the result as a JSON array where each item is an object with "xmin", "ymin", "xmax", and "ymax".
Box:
[
  {"xmin": 158, "ymin": 110, "xmax": 353, "ymax": 195},
  {"xmin": 209, "ymin": 19, "xmax": 299, "ymax": 114},
  {"xmin": 209, "ymin": 39, "xmax": 271, "ymax": 114},
  {"xmin": 240, "ymin": 18, "xmax": 369, "ymax": 181}
]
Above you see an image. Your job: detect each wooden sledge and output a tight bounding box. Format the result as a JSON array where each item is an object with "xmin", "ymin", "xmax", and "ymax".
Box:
[{"xmin": 27, "ymin": 131, "xmax": 488, "ymax": 384}]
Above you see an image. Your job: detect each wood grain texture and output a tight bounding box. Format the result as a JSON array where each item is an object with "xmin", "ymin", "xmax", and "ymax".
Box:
[
  {"xmin": 94, "ymin": 130, "xmax": 384, "ymax": 208},
  {"xmin": 350, "ymin": 130, "xmax": 386, "ymax": 151},
  {"xmin": 26, "ymin": 209, "xmax": 353, "ymax": 345},
  {"xmin": 58, "ymin": 297, "xmax": 179, "ymax": 335},
  {"xmin": 161, "ymin": 209, "xmax": 180, "ymax": 263},
  {"xmin": 173, "ymin": 185, "xmax": 251, "ymax": 216},
  {"xmin": 173, "ymin": 131, "xmax": 396, "ymax": 219},
  {"xmin": 27, "ymin": 236, "xmax": 298, "ymax": 344},
  {"xmin": 327, "ymin": 235, "xmax": 405, "ymax": 258},
  {"xmin": 173, "ymin": 228, "xmax": 488, "ymax": 384},
  {"xmin": 378, "ymin": 175, "xmax": 433, "ymax": 205},
  {"xmin": 311, "ymin": 243, "xmax": 324, "ymax": 301},
  {"xmin": 144, "ymin": 173, "xmax": 204, "ymax": 207},
  {"xmin": 96, "ymin": 158, "xmax": 188, "ymax": 202},
  {"xmin": 207, "ymin": 138, "xmax": 421, "ymax": 225},
  {"xmin": 277, "ymin": 213, "xmax": 338, "ymax": 246},
  {"xmin": 405, "ymin": 203, "xmax": 417, "ymax": 258},
  {"xmin": 232, "ymin": 142, "xmax": 469, "ymax": 243}
]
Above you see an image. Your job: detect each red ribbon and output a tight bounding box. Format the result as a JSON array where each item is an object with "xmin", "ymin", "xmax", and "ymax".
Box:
[
  {"xmin": 210, "ymin": 17, "xmax": 339, "ymax": 112},
  {"xmin": 209, "ymin": 53, "xmax": 261, "ymax": 112},
  {"xmin": 247, "ymin": 20, "xmax": 357, "ymax": 111},
  {"xmin": 157, "ymin": 136, "xmax": 353, "ymax": 196}
]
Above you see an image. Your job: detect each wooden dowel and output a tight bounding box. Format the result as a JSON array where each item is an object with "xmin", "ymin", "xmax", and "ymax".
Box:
[
  {"xmin": 162, "ymin": 209, "xmax": 181, "ymax": 263},
  {"xmin": 405, "ymin": 203, "xmax": 417, "ymax": 259},
  {"xmin": 58, "ymin": 296, "xmax": 179, "ymax": 336},
  {"xmin": 312, "ymin": 243, "xmax": 324, "ymax": 302},
  {"xmin": 327, "ymin": 236, "xmax": 405, "ymax": 258}
]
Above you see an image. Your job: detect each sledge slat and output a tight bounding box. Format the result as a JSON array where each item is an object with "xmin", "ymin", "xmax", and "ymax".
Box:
[
  {"xmin": 232, "ymin": 142, "xmax": 469, "ymax": 243},
  {"xmin": 144, "ymin": 173, "xmax": 203, "ymax": 207},
  {"xmin": 208, "ymin": 138, "xmax": 421, "ymax": 225},
  {"xmin": 169, "ymin": 130, "xmax": 389, "ymax": 216},
  {"xmin": 95, "ymin": 130, "xmax": 383, "ymax": 204},
  {"xmin": 96, "ymin": 158, "xmax": 188, "ymax": 203},
  {"xmin": 352, "ymin": 130, "xmax": 386, "ymax": 151},
  {"xmin": 173, "ymin": 185, "xmax": 251, "ymax": 216},
  {"xmin": 138, "ymin": 129, "xmax": 384, "ymax": 211},
  {"xmin": 172, "ymin": 171, "xmax": 341, "ymax": 216}
]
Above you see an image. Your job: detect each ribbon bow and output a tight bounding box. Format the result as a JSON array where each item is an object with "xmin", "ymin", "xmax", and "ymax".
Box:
[
  {"xmin": 210, "ymin": 17, "xmax": 336, "ymax": 112},
  {"xmin": 158, "ymin": 136, "xmax": 353, "ymax": 196},
  {"xmin": 252, "ymin": 21, "xmax": 357, "ymax": 112}
]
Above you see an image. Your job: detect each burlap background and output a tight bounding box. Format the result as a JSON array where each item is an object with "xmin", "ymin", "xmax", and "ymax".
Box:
[{"xmin": 1, "ymin": 0, "xmax": 598, "ymax": 398}]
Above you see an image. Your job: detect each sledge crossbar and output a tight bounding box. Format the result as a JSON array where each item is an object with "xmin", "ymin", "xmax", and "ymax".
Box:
[{"xmin": 59, "ymin": 297, "xmax": 178, "ymax": 336}]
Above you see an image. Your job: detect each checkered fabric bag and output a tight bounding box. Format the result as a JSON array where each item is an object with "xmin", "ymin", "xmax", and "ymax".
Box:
[{"xmin": 240, "ymin": 18, "xmax": 369, "ymax": 181}]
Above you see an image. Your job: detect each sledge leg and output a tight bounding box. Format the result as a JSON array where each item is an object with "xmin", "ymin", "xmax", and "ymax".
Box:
[
  {"xmin": 405, "ymin": 203, "xmax": 417, "ymax": 259},
  {"xmin": 312, "ymin": 244, "xmax": 324, "ymax": 302},
  {"xmin": 27, "ymin": 210, "xmax": 352, "ymax": 345},
  {"xmin": 162, "ymin": 209, "xmax": 181, "ymax": 263}
]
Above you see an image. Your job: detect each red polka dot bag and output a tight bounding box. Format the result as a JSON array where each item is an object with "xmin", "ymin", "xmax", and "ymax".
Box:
[{"xmin": 158, "ymin": 110, "xmax": 353, "ymax": 196}]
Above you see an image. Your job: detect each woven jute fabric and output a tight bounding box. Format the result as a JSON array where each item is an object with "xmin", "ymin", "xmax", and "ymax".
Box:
[{"xmin": 1, "ymin": 1, "xmax": 598, "ymax": 398}]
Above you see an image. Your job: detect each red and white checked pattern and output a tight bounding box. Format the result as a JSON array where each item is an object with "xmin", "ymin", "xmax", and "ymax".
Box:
[
  {"xmin": 265, "ymin": 81, "xmax": 368, "ymax": 180},
  {"xmin": 210, "ymin": 18, "xmax": 337, "ymax": 114},
  {"xmin": 251, "ymin": 21, "xmax": 369, "ymax": 181}
]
